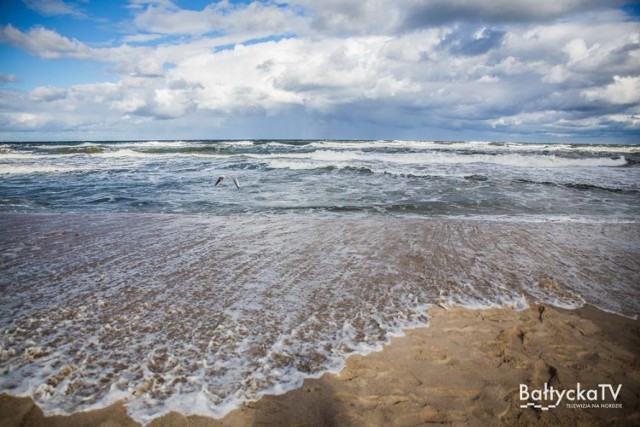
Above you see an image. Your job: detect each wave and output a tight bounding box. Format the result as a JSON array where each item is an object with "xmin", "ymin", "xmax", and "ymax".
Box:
[
  {"xmin": 0, "ymin": 152, "xmax": 40, "ymax": 160},
  {"xmin": 439, "ymin": 215, "xmax": 640, "ymax": 224},
  {"xmin": 102, "ymin": 140, "xmax": 254, "ymax": 150},
  {"xmin": 464, "ymin": 174, "xmax": 489, "ymax": 181},
  {"xmin": 261, "ymin": 161, "xmax": 472, "ymax": 180},
  {"xmin": 307, "ymin": 140, "xmax": 640, "ymax": 153},
  {"xmin": 513, "ymin": 179, "xmax": 635, "ymax": 193},
  {"xmin": 223, "ymin": 140, "xmax": 254, "ymax": 146},
  {"xmin": 89, "ymin": 195, "xmax": 138, "ymax": 204},
  {"xmin": 256, "ymin": 150, "xmax": 627, "ymax": 168},
  {"xmin": 3, "ymin": 140, "xmax": 638, "ymax": 162},
  {"xmin": 43, "ymin": 146, "xmax": 106, "ymax": 154},
  {"xmin": 1, "ymin": 142, "xmax": 241, "ymax": 159},
  {"xmin": 0, "ymin": 165, "xmax": 89, "ymax": 175},
  {"xmin": 105, "ymin": 140, "xmax": 192, "ymax": 149}
]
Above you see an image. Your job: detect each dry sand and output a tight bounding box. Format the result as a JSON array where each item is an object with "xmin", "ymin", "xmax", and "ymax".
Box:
[{"xmin": 1, "ymin": 303, "xmax": 638, "ymax": 426}]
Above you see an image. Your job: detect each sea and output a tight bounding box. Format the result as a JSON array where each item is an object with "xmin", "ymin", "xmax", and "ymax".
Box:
[{"xmin": 1, "ymin": 140, "xmax": 639, "ymax": 423}]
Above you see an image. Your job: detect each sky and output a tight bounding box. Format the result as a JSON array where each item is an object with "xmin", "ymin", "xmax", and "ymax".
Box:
[{"xmin": 0, "ymin": 0, "xmax": 639, "ymax": 142}]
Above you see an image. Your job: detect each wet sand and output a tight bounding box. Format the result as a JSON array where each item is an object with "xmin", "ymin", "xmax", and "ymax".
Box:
[{"xmin": 2, "ymin": 303, "xmax": 638, "ymax": 426}]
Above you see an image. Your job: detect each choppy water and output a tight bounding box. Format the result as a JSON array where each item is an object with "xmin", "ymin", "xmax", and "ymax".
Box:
[
  {"xmin": 0, "ymin": 140, "xmax": 639, "ymax": 423},
  {"xmin": 1, "ymin": 140, "xmax": 639, "ymax": 219}
]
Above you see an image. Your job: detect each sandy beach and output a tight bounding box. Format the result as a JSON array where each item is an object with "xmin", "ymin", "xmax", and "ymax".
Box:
[{"xmin": 2, "ymin": 303, "xmax": 638, "ymax": 426}]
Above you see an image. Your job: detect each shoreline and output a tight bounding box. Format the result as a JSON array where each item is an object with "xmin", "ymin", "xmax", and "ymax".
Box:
[{"xmin": 2, "ymin": 303, "xmax": 638, "ymax": 426}]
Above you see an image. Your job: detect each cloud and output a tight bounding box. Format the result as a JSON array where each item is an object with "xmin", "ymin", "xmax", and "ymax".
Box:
[
  {"xmin": 0, "ymin": 111, "xmax": 52, "ymax": 129},
  {"xmin": 400, "ymin": 0, "xmax": 613, "ymax": 29},
  {"xmin": 0, "ymin": 24, "xmax": 191, "ymax": 77},
  {"xmin": 132, "ymin": 0, "xmax": 298, "ymax": 36},
  {"xmin": 121, "ymin": 33, "xmax": 165, "ymax": 44},
  {"xmin": 0, "ymin": 73, "xmax": 18, "ymax": 83},
  {"xmin": 29, "ymin": 86, "xmax": 68, "ymax": 101},
  {"xmin": 290, "ymin": 0, "xmax": 403, "ymax": 35},
  {"xmin": 442, "ymin": 26, "xmax": 506, "ymax": 56},
  {"xmin": 4, "ymin": 22, "xmax": 637, "ymax": 138},
  {"xmin": 22, "ymin": 0, "xmax": 85, "ymax": 18},
  {"xmin": 0, "ymin": 1, "xmax": 638, "ymax": 141},
  {"xmin": 582, "ymin": 75, "xmax": 640, "ymax": 105},
  {"xmin": 0, "ymin": 24, "xmax": 92, "ymax": 59},
  {"xmin": 542, "ymin": 65, "xmax": 570, "ymax": 83},
  {"xmin": 290, "ymin": 0, "xmax": 617, "ymax": 35},
  {"xmin": 564, "ymin": 38, "xmax": 591, "ymax": 64}
]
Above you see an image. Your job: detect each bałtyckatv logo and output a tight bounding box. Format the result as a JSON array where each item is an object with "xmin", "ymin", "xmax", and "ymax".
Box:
[{"xmin": 519, "ymin": 383, "xmax": 623, "ymax": 410}]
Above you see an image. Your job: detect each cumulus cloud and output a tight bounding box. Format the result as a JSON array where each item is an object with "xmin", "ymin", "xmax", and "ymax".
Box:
[
  {"xmin": 582, "ymin": 75, "xmax": 640, "ymax": 105},
  {"xmin": 0, "ymin": 111, "xmax": 52, "ymax": 129},
  {"xmin": 131, "ymin": 0, "xmax": 298, "ymax": 36},
  {"xmin": 0, "ymin": 1, "xmax": 638, "ymax": 141},
  {"xmin": 0, "ymin": 24, "xmax": 194, "ymax": 77},
  {"xmin": 542, "ymin": 65, "xmax": 570, "ymax": 84},
  {"xmin": 29, "ymin": 86, "xmax": 68, "ymax": 101}
]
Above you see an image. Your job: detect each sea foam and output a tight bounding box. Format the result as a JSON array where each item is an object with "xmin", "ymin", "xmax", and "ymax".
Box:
[{"xmin": 0, "ymin": 214, "xmax": 638, "ymax": 424}]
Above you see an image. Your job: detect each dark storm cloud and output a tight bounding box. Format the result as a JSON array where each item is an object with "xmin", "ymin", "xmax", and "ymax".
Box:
[{"xmin": 401, "ymin": 0, "xmax": 612, "ymax": 29}]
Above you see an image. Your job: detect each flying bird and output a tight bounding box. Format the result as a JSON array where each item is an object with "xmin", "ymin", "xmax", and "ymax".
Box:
[{"xmin": 215, "ymin": 175, "xmax": 240, "ymax": 189}]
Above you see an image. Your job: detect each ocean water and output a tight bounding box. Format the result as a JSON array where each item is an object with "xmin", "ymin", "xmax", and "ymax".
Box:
[
  {"xmin": 1, "ymin": 139, "xmax": 639, "ymax": 218},
  {"xmin": 0, "ymin": 140, "xmax": 639, "ymax": 423}
]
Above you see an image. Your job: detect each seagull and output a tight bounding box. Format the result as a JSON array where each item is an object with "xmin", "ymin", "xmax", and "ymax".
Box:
[{"xmin": 215, "ymin": 174, "xmax": 240, "ymax": 189}]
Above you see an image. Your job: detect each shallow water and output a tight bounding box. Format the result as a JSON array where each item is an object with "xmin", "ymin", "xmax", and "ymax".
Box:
[{"xmin": 0, "ymin": 213, "xmax": 638, "ymax": 423}]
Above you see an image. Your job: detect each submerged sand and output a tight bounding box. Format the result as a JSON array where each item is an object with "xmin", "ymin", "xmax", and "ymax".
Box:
[{"xmin": 1, "ymin": 303, "xmax": 638, "ymax": 426}]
